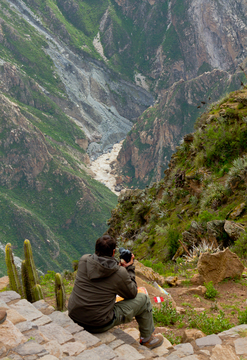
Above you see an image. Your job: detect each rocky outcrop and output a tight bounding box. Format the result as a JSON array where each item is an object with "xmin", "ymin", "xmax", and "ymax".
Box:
[{"xmin": 197, "ymin": 248, "xmax": 244, "ymax": 284}]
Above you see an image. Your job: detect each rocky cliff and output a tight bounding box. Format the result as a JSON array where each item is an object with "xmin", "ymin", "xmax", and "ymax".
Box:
[{"xmin": 115, "ymin": 0, "xmax": 247, "ymax": 187}]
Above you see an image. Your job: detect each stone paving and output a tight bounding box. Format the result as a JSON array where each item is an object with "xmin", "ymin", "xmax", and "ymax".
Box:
[{"xmin": 1, "ymin": 291, "xmax": 247, "ymax": 360}]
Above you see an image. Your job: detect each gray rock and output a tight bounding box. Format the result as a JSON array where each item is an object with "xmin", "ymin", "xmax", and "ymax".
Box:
[
  {"xmin": 94, "ymin": 332, "xmax": 116, "ymax": 343},
  {"xmin": 211, "ymin": 344, "xmax": 239, "ymax": 360},
  {"xmin": 0, "ymin": 299, "xmax": 9, "ymax": 309},
  {"xmin": 113, "ymin": 344, "xmax": 145, "ymax": 360},
  {"xmin": 37, "ymin": 356, "xmax": 58, "ymax": 360},
  {"xmin": 48, "ymin": 311, "xmax": 74, "ymax": 327},
  {"xmin": 39, "ymin": 322, "xmax": 73, "ymax": 345},
  {"xmin": 165, "ymin": 354, "xmax": 181, "ymax": 360},
  {"xmin": 10, "ymin": 299, "xmax": 43, "ymax": 321},
  {"xmin": 224, "ymin": 220, "xmax": 245, "ymax": 241},
  {"xmin": 32, "ymin": 315, "xmax": 52, "ymax": 326},
  {"xmin": 234, "ymin": 337, "xmax": 247, "ymax": 355},
  {"xmin": 32, "ymin": 300, "xmax": 55, "ymax": 315},
  {"xmin": 14, "ymin": 340, "xmax": 47, "ymax": 356},
  {"xmin": 25, "ymin": 356, "xmax": 38, "ymax": 360},
  {"xmin": 195, "ymin": 334, "xmax": 222, "ymax": 347},
  {"xmin": 173, "ymin": 343, "xmax": 194, "ymax": 356},
  {"xmin": 15, "ymin": 321, "xmax": 37, "ymax": 332},
  {"xmin": 181, "ymin": 356, "xmax": 200, "ymax": 360},
  {"xmin": 112, "ymin": 328, "xmax": 137, "ymax": 345},
  {"xmin": 219, "ymin": 324, "xmax": 247, "ymax": 337},
  {"xmin": 108, "ymin": 339, "xmax": 125, "ymax": 349},
  {"xmin": 75, "ymin": 344, "xmax": 117, "ymax": 360},
  {"xmin": 64, "ymin": 322, "xmax": 84, "ymax": 334},
  {"xmin": 74, "ymin": 330, "xmax": 100, "ymax": 347},
  {"xmin": 24, "ymin": 329, "xmax": 50, "ymax": 344},
  {"xmin": 6, "ymin": 355, "xmax": 23, "ymax": 360},
  {"xmin": 0, "ymin": 291, "xmax": 21, "ymax": 303}
]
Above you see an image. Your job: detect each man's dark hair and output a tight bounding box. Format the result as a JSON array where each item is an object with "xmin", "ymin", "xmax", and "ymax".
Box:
[{"xmin": 95, "ymin": 235, "xmax": 116, "ymax": 257}]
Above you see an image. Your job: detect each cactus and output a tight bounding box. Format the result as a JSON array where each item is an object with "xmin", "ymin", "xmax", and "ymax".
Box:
[
  {"xmin": 5, "ymin": 243, "xmax": 23, "ymax": 297},
  {"xmin": 55, "ymin": 273, "xmax": 66, "ymax": 311},
  {"xmin": 21, "ymin": 239, "xmax": 43, "ymax": 303}
]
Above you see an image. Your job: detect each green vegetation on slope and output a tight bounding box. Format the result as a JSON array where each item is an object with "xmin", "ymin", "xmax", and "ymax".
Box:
[{"xmin": 107, "ymin": 88, "xmax": 247, "ymax": 265}]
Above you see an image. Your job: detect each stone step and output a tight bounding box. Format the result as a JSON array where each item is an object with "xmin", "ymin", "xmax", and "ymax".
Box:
[{"xmin": 1, "ymin": 290, "xmax": 247, "ymax": 359}]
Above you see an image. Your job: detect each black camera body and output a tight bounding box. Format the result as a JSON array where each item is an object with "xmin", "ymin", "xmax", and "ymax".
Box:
[{"xmin": 119, "ymin": 247, "xmax": 132, "ymax": 263}]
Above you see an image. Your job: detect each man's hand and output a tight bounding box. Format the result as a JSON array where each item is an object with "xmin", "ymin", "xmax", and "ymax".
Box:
[{"xmin": 119, "ymin": 254, "xmax": 135, "ymax": 268}]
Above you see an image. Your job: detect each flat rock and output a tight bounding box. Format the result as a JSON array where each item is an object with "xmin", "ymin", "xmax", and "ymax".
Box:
[
  {"xmin": 165, "ymin": 355, "xmax": 181, "ymax": 360},
  {"xmin": 48, "ymin": 311, "xmax": 74, "ymax": 327},
  {"xmin": 74, "ymin": 330, "xmax": 100, "ymax": 347},
  {"xmin": 61, "ymin": 341, "xmax": 86, "ymax": 356},
  {"xmin": 24, "ymin": 329, "xmax": 50, "ymax": 344},
  {"xmin": 0, "ymin": 319, "xmax": 26, "ymax": 349},
  {"xmin": 112, "ymin": 328, "xmax": 137, "ymax": 345},
  {"xmin": 32, "ymin": 300, "xmax": 55, "ymax": 315},
  {"xmin": 108, "ymin": 339, "xmax": 124, "ymax": 349},
  {"xmin": 181, "ymin": 356, "xmax": 200, "ymax": 360},
  {"xmin": 113, "ymin": 344, "xmax": 145, "ymax": 359},
  {"xmin": 0, "ymin": 299, "xmax": 9, "ymax": 310},
  {"xmin": 0, "ymin": 291, "xmax": 21, "ymax": 303},
  {"xmin": 219, "ymin": 324, "xmax": 247, "ymax": 337},
  {"xmin": 64, "ymin": 322, "xmax": 84, "ymax": 334},
  {"xmin": 0, "ymin": 277, "xmax": 9, "ymax": 290},
  {"xmin": 173, "ymin": 343, "xmax": 194, "ymax": 356},
  {"xmin": 234, "ymin": 337, "xmax": 247, "ymax": 355},
  {"xmin": 151, "ymin": 343, "xmax": 170, "ymax": 357},
  {"xmin": 123, "ymin": 328, "xmax": 140, "ymax": 341},
  {"xmin": 7, "ymin": 308, "xmax": 27, "ymax": 324},
  {"xmin": 15, "ymin": 321, "xmax": 36, "ymax": 333},
  {"xmin": 94, "ymin": 331, "xmax": 116, "ymax": 343},
  {"xmin": 39, "ymin": 322, "xmax": 73, "ymax": 345},
  {"xmin": 43, "ymin": 340, "xmax": 63, "ymax": 358},
  {"xmin": 3, "ymin": 355, "xmax": 22, "ymax": 360},
  {"xmin": 181, "ymin": 286, "xmax": 206, "ymax": 296},
  {"xmin": 195, "ymin": 334, "xmax": 222, "ymax": 347},
  {"xmin": 10, "ymin": 299, "xmax": 43, "ymax": 321},
  {"xmin": 37, "ymin": 356, "xmax": 58, "ymax": 360},
  {"xmin": 32, "ymin": 315, "xmax": 52, "ymax": 326},
  {"xmin": 75, "ymin": 343, "xmax": 116, "ymax": 360},
  {"xmin": 14, "ymin": 340, "xmax": 48, "ymax": 356},
  {"xmin": 211, "ymin": 344, "xmax": 239, "ymax": 360}
]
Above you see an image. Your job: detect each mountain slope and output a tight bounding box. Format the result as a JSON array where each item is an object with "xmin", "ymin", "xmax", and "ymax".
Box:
[{"xmin": 107, "ymin": 88, "xmax": 247, "ymax": 265}]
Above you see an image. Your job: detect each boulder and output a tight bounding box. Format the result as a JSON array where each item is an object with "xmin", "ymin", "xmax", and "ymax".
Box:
[
  {"xmin": 190, "ymin": 274, "xmax": 205, "ymax": 286},
  {"xmin": 229, "ymin": 203, "xmax": 246, "ymax": 219},
  {"xmin": 182, "ymin": 221, "xmax": 205, "ymax": 245},
  {"xmin": 197, "ymin": 248, "xmax": 244, "ymax": 284},
  {"xmin": 165, "ymin": 276, "xmax": 178, "ymax": 287},
  {"xmin": 134, "ymin": 260, "xmax": 165, "ymax": 286},
  {"xmin": 182, "ymin": 329, "xmax": 205, "ymax": 343},
  {"xmin": 224, "ymin": 220, "xmax": 245, "ymax": 241}
]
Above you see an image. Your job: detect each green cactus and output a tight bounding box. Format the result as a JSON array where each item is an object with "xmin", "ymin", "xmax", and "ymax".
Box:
[
  {"xmin": 5, "ymin": 243, "xmax": 23, "ymax": 297},
  {"xmin": 55, "ymin": 273, "xmax": 66, "ymax": 311},
  {"xmin": 21, "ymin": 239, "xmax": 44, "ymax": 303}
]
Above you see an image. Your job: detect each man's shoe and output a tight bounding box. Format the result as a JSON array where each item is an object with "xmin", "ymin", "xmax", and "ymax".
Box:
[
  {"xmin": 0, "ymin": 310, "xmax": 7, "ymax": 324},
  {"xmin": 140, "ymin": 334, "xmax": 164, "ymax": 349}
]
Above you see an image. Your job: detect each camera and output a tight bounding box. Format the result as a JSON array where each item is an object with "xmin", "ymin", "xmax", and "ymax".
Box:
[{"xmin": 119, "ymin": 247, "xmax": 132, "ymax": 263}]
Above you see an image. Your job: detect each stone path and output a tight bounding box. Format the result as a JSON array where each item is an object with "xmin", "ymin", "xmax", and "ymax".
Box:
[{"xmin": 1, "ymin": 291, "xmax": 247, "ymax": 360}]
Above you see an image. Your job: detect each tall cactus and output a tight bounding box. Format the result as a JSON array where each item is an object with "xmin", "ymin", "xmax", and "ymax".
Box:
[
  {"xmin": 21, "ymin": 239, "xmax": 43, "ymax": 303},
  {"xmin": 55, "ymin": 273, "xmax": 66, "ymax": 311},
  {"xmin": 5, "ymin": 243, "xmax": 23, "ymax": 297}
]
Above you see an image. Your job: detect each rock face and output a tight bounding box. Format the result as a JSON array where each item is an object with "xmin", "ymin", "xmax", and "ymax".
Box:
[
  {"xmin": 224, "ymin": 221, "xmax": 245, "ymax": 241},
  {"xmin": 197, "ymin": 249, "xmax": 244, "ymax": 284}
]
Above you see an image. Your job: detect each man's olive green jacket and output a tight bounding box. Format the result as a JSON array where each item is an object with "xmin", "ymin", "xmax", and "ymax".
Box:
[{"xmin": 68, "ymin": 254, "xmax": 137, "ymax": 327}]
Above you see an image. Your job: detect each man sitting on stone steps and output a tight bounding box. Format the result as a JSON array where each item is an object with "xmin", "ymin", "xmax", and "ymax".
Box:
[
  {"xmin": 68, "ymin": 235, "xmax": 164, "ymax": 350},
  {"xmin": 0, "ymin": 310, "xmax": 7, "ymax": 324}
]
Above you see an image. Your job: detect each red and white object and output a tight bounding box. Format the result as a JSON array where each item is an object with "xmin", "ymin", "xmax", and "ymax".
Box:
[{"xmin": 154, "ymin": 296, "xmax": 164, "ymax": 303}]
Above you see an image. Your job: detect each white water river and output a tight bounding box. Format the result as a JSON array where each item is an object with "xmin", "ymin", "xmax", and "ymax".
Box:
[{"xmin": 90, "ymin": 141, "xmax": 123, "ymax": 196}]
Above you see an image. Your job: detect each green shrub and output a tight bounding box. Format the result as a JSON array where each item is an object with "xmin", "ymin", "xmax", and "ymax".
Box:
[
  {"xmin": 204, "ymin": 281, "xmax": 218, "ymax": 299},
  {"xmin": 238, "ymin": 308, "xmax": 247, "ymax": 324},
  {"xmin": 232, "ymin": 231, "xmax": 247, "ymax": 258},
  {"xmin": 188, "ymin": 310, "xmax": 232, "ymax": 334},
  {"xmin": 153, "ymin": 301, "xmax": 181, "ymax": 326}
]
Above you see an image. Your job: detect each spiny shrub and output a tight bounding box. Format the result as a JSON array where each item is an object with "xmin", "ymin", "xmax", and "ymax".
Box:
[{"xmin": 226, "ymin": 155, "xmax": 247, "ymax": 189}]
